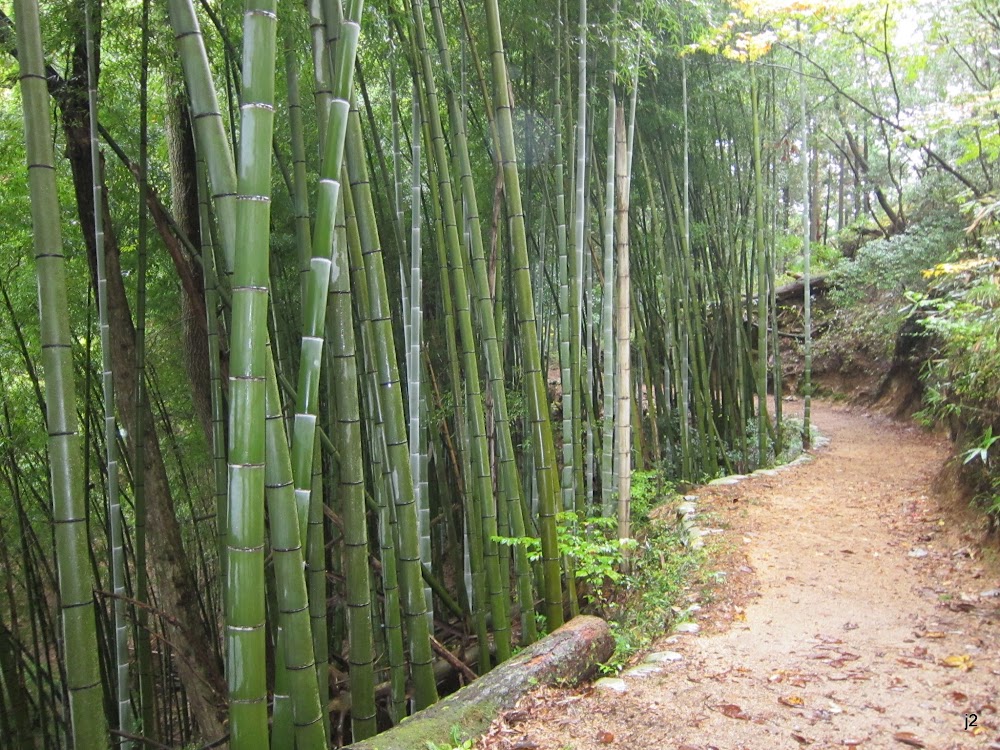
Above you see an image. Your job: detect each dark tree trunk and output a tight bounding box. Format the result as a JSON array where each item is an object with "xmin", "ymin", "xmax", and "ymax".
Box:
[{"xmin": 165, "ymin": 71, "xmax": 214, "ymax": 444}]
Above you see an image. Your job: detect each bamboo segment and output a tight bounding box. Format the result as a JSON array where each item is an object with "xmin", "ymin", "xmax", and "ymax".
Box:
[
  {"xmin": 84, "ymin": 0, "xmax": 131, "ymax": 740},
  {"xmin": 614, "ymin": 102, "xmax": 632, "ymax": 542},
  {"xmin": 408, "ymin": 93, "xmax": 434, "ymax": 631},
  {"xmin": 262, "ymin": 356, "xmax": 327, "ymax": 749},
  {"xmin": 346, "ymin": 102, "xmax": 439, "ymax": 710},
  {"xmin": 342, "ymin": 175, "xmax": 408, "ymax": 724},
  {"xmin": 601, "ymin": 82, "xmax": 616, "ymax": 518},
  {"xmin": 483, "ymin": 0, "xmax": 564, "ymax": 630},
  {"xmin": 166, "ymin": 0, "xmax": 238, "ymax": 274},
  {"xmin": 409, "ymin": 0, "xmax": 510, "ymax": 663},
  {"xmin": 429, "ymin": 0, "xmax": 538, "ymax": 644},
  {"xmin": 14, "ymin": 1, "xmax": 108, "ymax": 746}
]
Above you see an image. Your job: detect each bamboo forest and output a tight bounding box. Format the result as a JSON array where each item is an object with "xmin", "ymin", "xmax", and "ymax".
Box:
[{"xmin": 0, "ymin": 0, "xmax": 998, "ymax": 744}]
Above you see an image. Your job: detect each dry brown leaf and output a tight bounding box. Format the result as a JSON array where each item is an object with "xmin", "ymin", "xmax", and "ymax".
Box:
[
  {"xmin": 892, "ymin": 731, "xmax": 926, "ymax": 747},
  {"xmin": 598, "ymin": 730, "xmax": 615, "ymax": 744},
  {"xmin": 941, "ymin": 654, "xmax": 974, "ymax": 671},
  {"xmin": 950, "ymin": 691, "xmax": 968, "ymax": 702},
  {"xmin": 920, "ymin": 631, "xmax": 945, "ymax": 639},
  {"xmin": 716, "ymin": 703, "xmax": 750, "ymax": 720},
  {"xmin": 791, "ymin": 733, "xmax": 814, "ymax": 745},
  {"xmin": 779, "ymin": 695, "xmax": 805, "ymax": 707}
]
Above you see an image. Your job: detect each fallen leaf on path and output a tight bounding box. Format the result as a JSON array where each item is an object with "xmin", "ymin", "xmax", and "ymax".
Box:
[
  {"xmin": 791, "ymin": 733, "xmax": 814, "ymax": 745},
  {"xmin": 779, "ymin": 695, "xmax": 805, "ymax": 707},
  {"xmin": 950, "ymin": 691, "xmax": 968, "ymax": 702},
  {"xmin": 715, "ymin": 703, "xmax": 750, "ymax": 720},
  {"xmin": 892, "ymin": 731, "xmax": 926, "ymax": 747},
  {"xmin": 941, "ymin": 654, "xmax": 974, "ymax": 671},
  {"xmin": 918, "ymin": 631, "xmax": 945, "ymax": 638},
  {"xmin": 597, "ymin": 730, "xmax": 614, "ymax": 744}
]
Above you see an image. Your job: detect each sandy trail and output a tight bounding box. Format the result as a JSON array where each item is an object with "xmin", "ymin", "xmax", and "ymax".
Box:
[{"xmin": 482, "ymin": 402, "xmax": 1000, "ymax": 750}]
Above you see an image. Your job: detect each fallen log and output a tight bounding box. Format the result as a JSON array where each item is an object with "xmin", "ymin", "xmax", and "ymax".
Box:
[
  {"xmin": 774, "ymin": 274, "xmax": 829, "ymax": 304},
  {"xmin": 346, "ymin": 615, "xmax": 613, "ymax": 750}
]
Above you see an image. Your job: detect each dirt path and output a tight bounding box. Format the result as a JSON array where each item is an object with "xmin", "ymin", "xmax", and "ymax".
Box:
[{"xmin": 482, "ymin": 402, "xmax": 1000, "ymax": 750}]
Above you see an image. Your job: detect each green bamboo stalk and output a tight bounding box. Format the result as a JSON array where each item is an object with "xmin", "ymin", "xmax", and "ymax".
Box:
[
  {"xmin": 262, "ymin": 354, "xmax": 327, "ymax": 749},
  {"xmin": 197, "ymin": 159, "xmax": 228, "ymax": 591},
  {"xmin": 134, "ymin": 0, "xmax": 159, "ymax": 736},
  {"xmin": 284, "ymin": 21, "xmax": 313, "ymax": 299},
  {"xmin": 483, "ymin": 0, "xmax": 564, "ymax": 630},
  {"xmin": 345, "ymin": 101, "xmax": 439, "ymax": 709},
  {"xmin": 14, "ymin": 0, "xmax": 108, "ymax": 746},
  {"xmin": 341, "ymin": 174, "xmax": 408, "ymax": 724},
  {"xmin": 409, "ymin": 0, "xmax": 510, "ymax": 663},
  {"xmin": 288, "ymin": 0, "xmax": 361, "ymax": 567},
  {"xmin": 83, "ymin": 0, "xmax": 130, "ymax": 740},
  {"xmin": 412, "ymin": 92, "xmax": 490, "ymax": 662},
  {"xmin": 600, "ymin": 81, "xmax": 616, "ymax": 517},
  {"xmin": 307, "ymin": 0, "xmax": 332, "ymax": 149},
  {"xmin": 166, "ymin": 0, "xmax": 238, "ymax": 275},
  {"xmin": 225, "ymin": 0, "xmax": 280, "ymax": 743},
  {"xmin": 569, "ymin": 0, "xmax": 588, "ymax": 517},
  {"xmin": 328, "ymin": 188, "xmax": 377, "ymax": 740},
  {"xmin": 613, "ymin": 101, "xmax": 631, "ymax": 542},
  {"xmin": 406, "ymin": 92, "xmax": 435, "ymax": 629},
  {"xmin": 750, "ymin": 65, "xmax": 770, "ymax": 467}
]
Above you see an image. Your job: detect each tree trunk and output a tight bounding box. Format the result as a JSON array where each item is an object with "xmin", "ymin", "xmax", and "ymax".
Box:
[{"xmin": 164, "ymin": 73, "xmax": 213, "ymax": 444}]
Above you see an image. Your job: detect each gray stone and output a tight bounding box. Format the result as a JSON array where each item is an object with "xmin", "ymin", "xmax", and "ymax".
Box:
[
  {"xmin": 594, "ymin": 677, "xmax": 628, "ymax": 693},
  {"xmin": 622, "ymin": 664, "xmax": 662, "ymax": 678},
  {"xmin": 644, "ymin": 651, "xmax": 684, "ymax": 664},
  {"xmin": 674, "ymin": 622, "xmax": 700, "ymax": 634},
  {"xmin": 708, "ymin": 475, "xmax": 747, "ymax": 486}
]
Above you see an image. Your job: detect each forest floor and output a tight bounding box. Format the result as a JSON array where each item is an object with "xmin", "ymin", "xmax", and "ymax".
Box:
[{"xmin": 479, "ymin": 401, "xmax": 1000, "ymax": 750}]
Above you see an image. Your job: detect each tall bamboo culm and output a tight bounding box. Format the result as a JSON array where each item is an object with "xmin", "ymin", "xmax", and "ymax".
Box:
[
  {"xmin": 483, "ymin": 0, "xmax": 564, "ymax": 631},
  {"xmin": 224, "ymin": 0, "xmax": 280, "ymax": 742},
  {"xmin": 15, "ymin": 0, "xmax": 108, "ymax": 746},
  {"xmin": 84, "ymin": 0, "xmax": 130, "ymax": 740}
]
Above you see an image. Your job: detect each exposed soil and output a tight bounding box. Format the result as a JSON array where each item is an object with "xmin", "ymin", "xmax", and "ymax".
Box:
[{"xmin": 480, "ymin": 401, "xmax": 1000, "ymax": 750}]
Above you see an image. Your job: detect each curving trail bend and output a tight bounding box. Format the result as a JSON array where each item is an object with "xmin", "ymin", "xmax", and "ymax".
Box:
[{"xmin": 482, "ymin": 402, "xmax": 1000, "ymax": 750}]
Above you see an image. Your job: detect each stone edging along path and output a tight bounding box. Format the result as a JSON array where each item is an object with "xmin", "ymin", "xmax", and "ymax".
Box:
[{"xmin": 594, "ymin": 430, "xmax": 832, "ymax": 694}]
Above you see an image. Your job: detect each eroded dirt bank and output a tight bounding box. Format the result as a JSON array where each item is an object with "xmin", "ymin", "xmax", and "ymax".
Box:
[{"xmin": 481, "ymin": 402, "xmax": 1000, "ymax": 750}]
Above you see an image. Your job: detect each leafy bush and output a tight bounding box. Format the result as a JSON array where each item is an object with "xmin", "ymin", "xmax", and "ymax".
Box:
[
  {"xmin": 828, "ymin": 217, "xmax": 964, "ymax": 308},
  {"xmin": 814, "ymin": 217, "xmax": 966, "ymax": 380},
  {"xmin": 907, "ymin": 253, "xmax": 1000, "ymax": 517}
]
